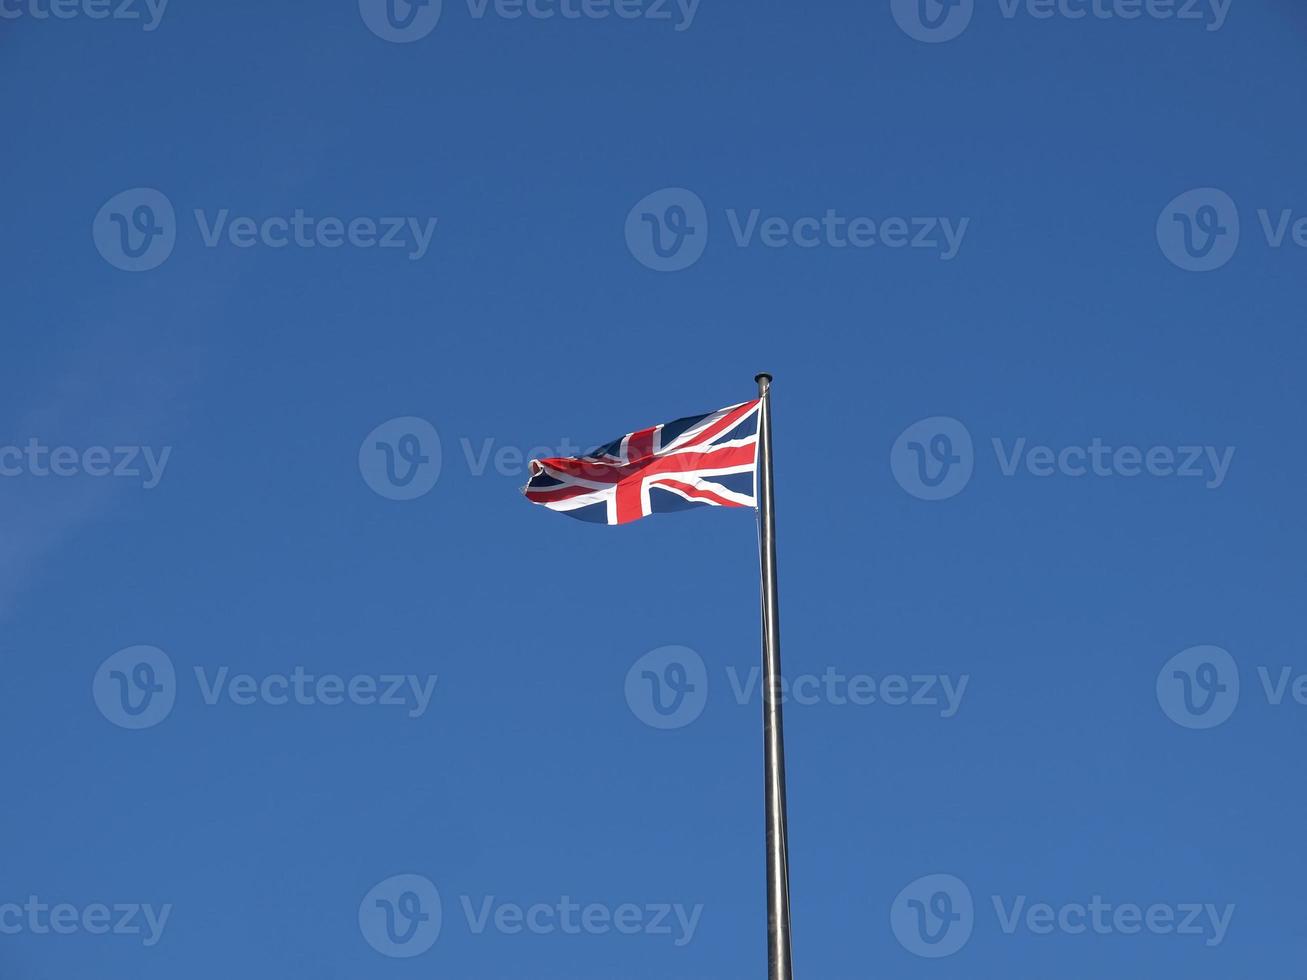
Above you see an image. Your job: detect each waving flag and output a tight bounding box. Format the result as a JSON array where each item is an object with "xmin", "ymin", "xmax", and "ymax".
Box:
[
  {"xmin": 522, "ymin": 376, "xmax": 796, "ymax": 976},
  {"xmin": 522, "ymin": 399, "xmax": 760, "ymax": 525}
]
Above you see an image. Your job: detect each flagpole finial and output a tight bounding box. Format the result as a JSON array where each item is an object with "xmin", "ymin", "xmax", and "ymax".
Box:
[{"xmin": 755, "ymin": 373, "xmax": 773, "ymax": 393}]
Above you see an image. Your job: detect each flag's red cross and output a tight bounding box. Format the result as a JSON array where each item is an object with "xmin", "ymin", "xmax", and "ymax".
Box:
[{"xmin": 524, "ymin": 400, "xmax": 760, "ymax": 525}]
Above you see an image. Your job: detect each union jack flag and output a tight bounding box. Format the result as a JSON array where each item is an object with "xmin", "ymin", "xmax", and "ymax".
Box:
[{"xmin": 522, "ymin": 400, "xmax": 761, "ymax": 525}]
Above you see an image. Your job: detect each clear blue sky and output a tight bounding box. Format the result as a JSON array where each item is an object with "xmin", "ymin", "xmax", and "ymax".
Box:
[{"xmin": 3, "ymin": 1, "xmax": 1306, "ymax": 977}]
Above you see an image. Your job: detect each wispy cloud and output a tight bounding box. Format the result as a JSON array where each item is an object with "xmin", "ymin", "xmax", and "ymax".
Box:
[{"xmin": 0, "ymin": 324, "xmax": 201, "ymax": 617}]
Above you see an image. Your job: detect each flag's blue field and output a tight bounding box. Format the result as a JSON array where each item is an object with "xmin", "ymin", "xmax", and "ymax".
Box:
[{"xmin": 2, "ymin": 1, "xmax": 1305, "ymax": 978}]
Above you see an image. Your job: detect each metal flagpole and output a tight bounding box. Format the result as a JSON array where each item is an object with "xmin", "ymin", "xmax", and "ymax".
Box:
[{"xmin": 754, "ymin": 372, "xmax": 793, "ymax": 980}]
